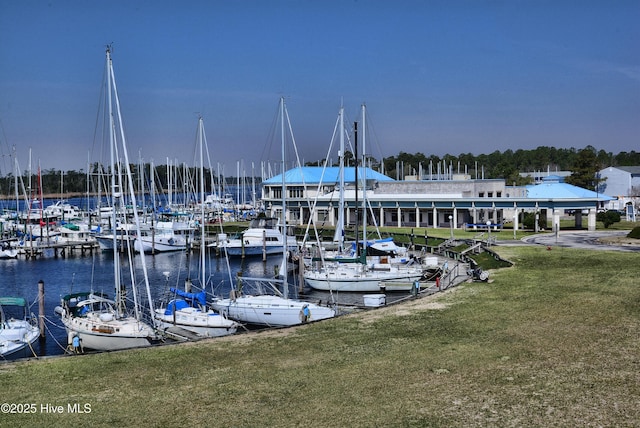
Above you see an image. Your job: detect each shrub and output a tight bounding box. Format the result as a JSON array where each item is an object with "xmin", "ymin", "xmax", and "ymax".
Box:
[
  {"xmin": 597, "ymin": 210, "xmax": 621, "ymax": 228},
  {"xmin": 628, "ymin": 226, "xmax": 640, "ymax": 239},
  {"xmin": 522, "ymin": 212, "xmax": 546, "ymax": 230}
]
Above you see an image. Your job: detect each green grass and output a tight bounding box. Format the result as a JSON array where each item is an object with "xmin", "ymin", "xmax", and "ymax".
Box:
[{"xmin": 2, "ymin": 246, "xmax": 639, "ymax": 427}]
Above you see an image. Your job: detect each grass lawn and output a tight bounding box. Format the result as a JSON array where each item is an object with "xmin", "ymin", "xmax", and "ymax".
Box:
[{"xmin": 1, "ymin": 246, "xmax": 639, "ymax": 427}]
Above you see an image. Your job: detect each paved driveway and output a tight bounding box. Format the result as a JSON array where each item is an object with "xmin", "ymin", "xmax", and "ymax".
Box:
[{"xmin": 519, "ymin": 230, "xmax": 640, "ymax": 252}]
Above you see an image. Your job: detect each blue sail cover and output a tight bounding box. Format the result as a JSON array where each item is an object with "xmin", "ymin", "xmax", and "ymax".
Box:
[
  {"xmin": 169, "ymin": 288, "xmax": 207, "ymax": 307},
  {"xmin": 349, "ymin": 237, "xmax": 396, "ymax": 255}
]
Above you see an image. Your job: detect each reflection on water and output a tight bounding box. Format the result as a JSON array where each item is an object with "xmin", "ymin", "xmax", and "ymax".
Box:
[{"xmin": 1, "ymin": 249, "xmax": 362, "ymax": 361}]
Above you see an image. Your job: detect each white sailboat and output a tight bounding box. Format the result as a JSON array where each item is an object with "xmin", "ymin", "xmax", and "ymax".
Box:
[
  {"xmin": 134, "ymin": 220, "xmax": 195, "ymax": 253},
  {"xmin": 56, "ymin": 46, "xmax": 158, "ymax": 351},
  {"xmin": 154, "ymin": 117, "xmax": 239, "ymax": 337},
  {"xmin": 211, "ymin": 98, "xmax": 336, "ymax": 327},
  {"xmin": 304, "ymin": 105, "xmax": 424, "ymax": 292},
  {"xmin": 0, "ymin": 242, "xmax": 18, "ymax": 259},
  {"xmin": 208, "ymin": 216, "xmax": 297, "ymax": 257},
  {"xmin": 0, "ymin": 297, "xmax": 40, "ymax": 357}
]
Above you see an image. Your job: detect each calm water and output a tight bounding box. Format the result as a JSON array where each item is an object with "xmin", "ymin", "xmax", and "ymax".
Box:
[
  {"xmin": 1, "ymin": 247, "xmax": 372, "ymax": 361},
  {"xmin": 1, "ymin": 186, "xmax": 259, "ymax": 213}
]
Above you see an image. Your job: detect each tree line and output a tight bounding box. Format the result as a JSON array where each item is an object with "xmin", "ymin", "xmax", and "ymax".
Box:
[{"xmin": 2, "ymin": 146, "xmax": 639, "ymax": 197}]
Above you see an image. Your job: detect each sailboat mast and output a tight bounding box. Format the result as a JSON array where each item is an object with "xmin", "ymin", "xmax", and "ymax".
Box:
[
  {"xmin": 198, "ymin": 117, "xmax": 206, "ymax": 288},
  {"xmin": 280, "ymin": 97, "xmax": 288, "ymax": 298},
  {"xmin": 108, "ymin": 45, "xmax": 157, "ymax": 327},
  {"xmin": 361, "ymin": 104, "xmax": 367, "ymax": 248},
  {"xmin": 354, "ymin": 121, "xmax": 359, "ymax": 258},
  {"xmin": 106, "ymin": 46, "xmax": 120, "ymax": 309},
  {"xmin": 333, "ymin": 106, "xmax": 345, "ymax": 252}
]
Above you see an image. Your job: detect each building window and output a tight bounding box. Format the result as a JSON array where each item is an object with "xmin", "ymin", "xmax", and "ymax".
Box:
[
  {"xmin": 479, "ymin": 192, "xmax": 484, "ymax": 197},
  {"xmin": 496, "ymin": 191, "xmax": 502, "ymax": 198},
  {"xmin": 488, "ymin": 192, "xmax": 493, "ymax": 197},
  {"xmin": 288, "ymin": 186, "xmax": 304, "ymax": 199}
]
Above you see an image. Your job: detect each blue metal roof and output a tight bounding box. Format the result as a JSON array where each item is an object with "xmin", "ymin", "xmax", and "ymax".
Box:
[
  {"xmin": 526, "ymin": 177, "xmax": 613, "ymax": 200},
  {"xmin": 263, "ymin": 166, "xmax": 394, "ymax": 185}
]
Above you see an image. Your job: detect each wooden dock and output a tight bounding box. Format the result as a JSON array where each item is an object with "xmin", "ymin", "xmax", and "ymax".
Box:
[{"xmin": 17, "ymin": 240, "xmax": 99, "ymax": 259}]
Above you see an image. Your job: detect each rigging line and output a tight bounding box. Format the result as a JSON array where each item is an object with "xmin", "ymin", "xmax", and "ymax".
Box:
[
  {"xmin": 41, "ymin": 316, "xmax": 71, "ymax": 352},
  {"xmin": 300, "ymin": 110, "xmax": 342, "ymax": 247}
]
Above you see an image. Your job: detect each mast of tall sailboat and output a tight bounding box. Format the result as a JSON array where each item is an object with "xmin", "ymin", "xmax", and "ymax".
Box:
[
  {"xmin": 198, "ymin": 117, "xmax": 206, "ymax": 291},
  {"xmin": 361, "ymin": 104, "xmax": 367, "ymax": 249},
  {"xmin": 332, "ymin": 105, "xmax": 346, "ymax": 253},
  {"xmin": 280, "ymin": 97, "xmax": 288, "ymax": 299},
  {"xmin": 106, "ymin": 45, "xmax": 156, "ymax": 328}
]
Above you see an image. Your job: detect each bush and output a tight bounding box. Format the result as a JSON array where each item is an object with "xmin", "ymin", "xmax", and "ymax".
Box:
[
  {"xmin": 596, "ymin": 210, "xmax": 621, "ymax": 228},
  {"xmin": 628, "ymin": 226, "xmax": 640, "ymax": 239},
  {"xmin": 522, "ymin": 212, "xmax": 546, "ymax": 230}
]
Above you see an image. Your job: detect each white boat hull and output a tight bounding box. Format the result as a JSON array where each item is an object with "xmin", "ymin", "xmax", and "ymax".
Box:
[
  {"xmin": 154, "ymin": 307, "xmax": 238, "ymax": 337},
  {"xmin": 304, "ymin": 264, "xmax": 424, "ymax": 292},
  {"xmin": 61, "ymin": 312, "xmax": 154, "ymax": 351},
  {"xmin": 0, "ymin": 249, "xmax": 18, "ymax": 259},
  {"xmin": 221, "ymin": 241, "xmax": 297, "ymax": 257},
  {"xmin": 0, "ymin": 320, "xmax": 40, "ymax": 357},
  {"xmin": 134, "ymin": 237, "xmax": 187, "ymax": 253},
  {"xmin": 211, "ymin": 295, "xmax": 335, "ymax": 327}
]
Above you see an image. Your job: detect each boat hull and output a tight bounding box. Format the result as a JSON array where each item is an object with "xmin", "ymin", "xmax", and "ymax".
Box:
[
  {"xmin": 134, "ymin": 238, "xmax": 187, "ymax": 253},
  {"xmin": 304, "ymin": 265, "xmax": 424, "ymax": 292},
  {"xmin": 0, "ymin": 321, "xmax": 40, "ymax": 357},
  {"xmin": 61, "ymin": 314, "xmax": 154, "ymax": 351},
  {"xmin": 222, "ymin": 242, "xmax": 297, "ymax": 257},
  {"xmin": 154, "ymin": 308, "xmax": 238, "ymax": 338},
  {"xmin": 211, "ymin": 295, "xmax": 335, "ymax": 327}
]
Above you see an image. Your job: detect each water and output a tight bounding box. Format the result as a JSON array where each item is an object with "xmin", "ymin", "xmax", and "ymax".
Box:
[
  {"xmin": 1, "ymin": 248, "xmax": 362, "ymax": 361},
  {"xmin": 0, "ymin": 185, "xmax": 259, "ymax": 213}
]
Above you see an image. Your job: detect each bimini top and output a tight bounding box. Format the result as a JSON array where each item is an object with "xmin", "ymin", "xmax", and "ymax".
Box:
[
  {"xmin": 263, "ymin": 166, "xmax": 395, "ymax": 186},
  {"xmin": 0, "ymin": 297, "xmax": 27, "ymax": 307},
  {"xmin": 525, "ymin": 175, "xmax": 613, "ymax": 200}
]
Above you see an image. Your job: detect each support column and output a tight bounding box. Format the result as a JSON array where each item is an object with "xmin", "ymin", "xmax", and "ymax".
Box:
[
  {"xmin": 328, "ymin": 204, "xmax": 334, "ymax": 227},
  {"xmin": 472, "ymin": 203, "xmax": 477, "ymax": 229},
  {"xmin": 588, "ymin": 208, "xmax": 596, "ymax": 231},
  {"xmin": 346, "ymin": 207, "xmax": 350, "ymax": 228},
  {"xmin": 552, "ymin": 209, "xmax": 560, "ymax": 233},
  {"xmin": 433, "ymin": 207, "xmax": 438, "ymax": 228},
  {"xmin": 397, "ymin": 206, "xmax": 401, "ymax": 228},
  {"xmin": 415, "ymin": 206, "xmax": 420, "ymax": 228},
  {"xmin": 575, "ymin": 211, "xmax": 583, "ymax": 229}
]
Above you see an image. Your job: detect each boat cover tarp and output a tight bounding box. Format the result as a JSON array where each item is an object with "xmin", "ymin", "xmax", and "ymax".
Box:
[
  {"xmin": 349, "ymin": 237, "xmax": 403, "ymax": 256},
  {"xmin": 164, "ymin": 299, "xmax": 191, "ymax": 315},
  {"xmin": 169, "ymin": 288, "xmax": 206, "ymax": 307}
]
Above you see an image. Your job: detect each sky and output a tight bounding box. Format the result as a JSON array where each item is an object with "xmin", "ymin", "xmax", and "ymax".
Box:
[{"xmin": 0, "ymin": 0, "xmax": 639, "ymax": 176}]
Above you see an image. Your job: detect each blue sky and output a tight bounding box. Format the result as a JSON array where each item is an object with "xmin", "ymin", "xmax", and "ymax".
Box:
[{"xmin": 1, "ymin": 0, "xmax": 638, "ymax": 175}]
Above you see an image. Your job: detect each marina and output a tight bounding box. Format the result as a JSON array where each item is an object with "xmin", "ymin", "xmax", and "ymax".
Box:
[{"xmin": 1, "ymin": 242, "xmax": 463, "ymax": 361}]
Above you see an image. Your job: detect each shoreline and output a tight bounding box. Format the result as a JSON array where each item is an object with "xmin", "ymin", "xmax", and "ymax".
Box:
[{"xmin": 0, "ymin": 192, "xmax": 100, "ymax": 201}]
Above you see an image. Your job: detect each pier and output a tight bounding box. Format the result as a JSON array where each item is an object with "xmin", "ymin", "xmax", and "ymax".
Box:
[{"xmin": 16, "ymin": 240, "xmax": 99, "ymax": 260}]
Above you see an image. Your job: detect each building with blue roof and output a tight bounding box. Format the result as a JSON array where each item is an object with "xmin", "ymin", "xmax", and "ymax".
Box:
[{"xmin": 262, "ymin": 167, "xmax": 613, "ymax": 232}]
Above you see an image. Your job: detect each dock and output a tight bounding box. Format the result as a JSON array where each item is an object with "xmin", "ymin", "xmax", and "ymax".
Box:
[{"xmin": 16, "ymin": 240, "xmax": 99, "ymax": 259}]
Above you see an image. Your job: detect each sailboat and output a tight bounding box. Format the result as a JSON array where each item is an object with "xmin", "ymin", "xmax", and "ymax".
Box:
[
  {"xmin": 304, "ymin": 105, "xmax": 425, "ymax": 292},
  {"xmin": 154, "ymin": 117, "xmax": 239, "ymax": 337},
  {"xmin": 0, "ymin": 297, "xmax": 40, "ymax": 358},
  {"xmin": 56, "ymin": 46, "xmax": 158, "ymax": 351},
  {"xmin": 134, "ymin": 220, "xmax": 195, "ymax": 253},
  {"xmin": 211, "ymin": 98, "xmax": 336, "ymax": 327},
  {"xmin": 208, "ymin": 216, "xmax": 297, "ymax": 257}
]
